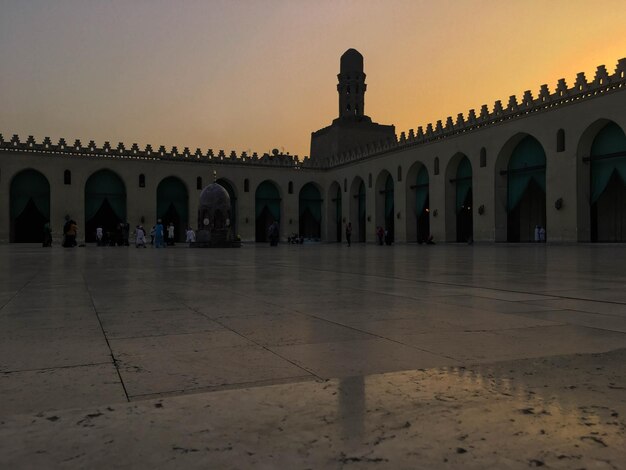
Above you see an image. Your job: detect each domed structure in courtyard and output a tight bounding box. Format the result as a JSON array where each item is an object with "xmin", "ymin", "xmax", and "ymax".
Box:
[{"xmin": 194, "ymin": 182, "xmax": 240, "ymax": 247}]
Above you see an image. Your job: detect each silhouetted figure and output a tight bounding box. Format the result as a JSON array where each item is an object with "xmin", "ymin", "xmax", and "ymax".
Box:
[
  {"xmin": 345, "ymin": 222, "xmax": 352, "ymax": 247},
  {"xmin": 268, "ymin": 221, "xmax": 279, "ymax": 246},
  {"xmin": 42, "ymin": 223, "xmax": 52, "ymax": 247},
  {"xmin": 376, "ymin": 226, "xmax": 384, "ymax": 245},
  {"xmin": 154, "ymin": 219, "xmax": 164, "ymax": 248}
]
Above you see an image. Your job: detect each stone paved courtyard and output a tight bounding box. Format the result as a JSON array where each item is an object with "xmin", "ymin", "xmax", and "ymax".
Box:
[{"xmin": 1, "ymin": 243, "xmax": 626, "ymax": 468}]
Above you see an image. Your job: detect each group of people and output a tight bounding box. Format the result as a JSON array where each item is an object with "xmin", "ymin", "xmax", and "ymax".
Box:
[
  {"xmin": 43, "ymin": 217, "xmax": 199, "ymax": 248},
  {"xmin": 375, "ymin": 226, "xmax": 393, "ymax": 246},
  {"xmin": 147, "ymin": 221, "xmax": 195, "ymax": 248},
  {"xmin": 96, "ymin": 222, "xmax": 130, "ymax": 247}
]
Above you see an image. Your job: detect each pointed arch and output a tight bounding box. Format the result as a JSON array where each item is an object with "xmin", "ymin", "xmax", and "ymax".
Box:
[
  {"xmin": 327, "ymin": 181, "xmax": 342, "ymax": 242},
  {"xmin": 157, "ymin": 176, "xmax": 189, "ymax": 242},
  {"xmin": 405, "ymin": 161, "xmax": 429, "ymax": 242},
  {"xmin": 375, "ymin": 170, "xmax": 394, "ymax": 243},
  {"xmin": 349, "ymin": 176, "xmax": 366, "ymax": 242},
  {"xmin": 495, "ymin": 134, "xmax": 546, "ymax": 242},
  {"xmin": 577, "ymin": 120, "xmax": 626, "ymax": 241},
  {"xmin": 299, "ymin": 182, "xmax": 323, "ymax": 240},
  {"xmin": 85, "ymin": 169, "xmax": 127, "ymax": 243},
  {"xmin": 10, "ymin": 169, "xmax": 50, "ymax": 243},
  {"xmin": 255, "ymin": 180, "xmax": 282, "ymax": 242},
  {"xmin": 445, "ymin": 154, "xmax": 473, "ymax": 242}
]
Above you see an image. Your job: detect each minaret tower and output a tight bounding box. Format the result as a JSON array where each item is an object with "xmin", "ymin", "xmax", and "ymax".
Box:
[
  {"xmin": 310, "ymin": 49, "xmax": 395, "ymax": 164},
  {"xmin": 337, "ymin": 49, "xmax": 366, "ymax": 120}
]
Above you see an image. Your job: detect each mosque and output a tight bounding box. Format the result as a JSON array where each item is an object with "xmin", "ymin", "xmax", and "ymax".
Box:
[{"xmin": 1, "ymin": 49, "xmax": 625, "ymax": 244}]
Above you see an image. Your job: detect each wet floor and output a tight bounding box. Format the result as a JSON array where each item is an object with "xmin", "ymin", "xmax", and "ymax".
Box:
[{"xmin": 1, "ymin": 243, "xmax": 625, "ymax": 468}]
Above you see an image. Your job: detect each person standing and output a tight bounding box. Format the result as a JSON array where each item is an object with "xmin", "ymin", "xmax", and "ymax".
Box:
[
  {"xmin": 135, "ymin": 225, "xmax": 147, "ymax": 248},
  {"xmin": 534, "ymin": 225, "xmax": 540, "ymax": 243},
  {"xmin": 345, "ymin": 222, "xmax": 352, "ymax": 247},
  {"xmin": 96, "ymin": 226, "xmax": 104, "ymax": 246},
  {"xmin": 154, "ymin": 219, "xmax": 164, "ymax": 248},
  {"xmin": 539, "ymin": 226, "xmax": 546, "ymax": 243},
  {"xmin": 269, "ymin": 221, "xmax": 279, "ymax": 246},
  {"xmin": 185, "ymin": 226, "xmax": 196, "ymax": 246},
  {"xmin": 167, "ymin": 222, "xmax": 175, "ymax": 246}
]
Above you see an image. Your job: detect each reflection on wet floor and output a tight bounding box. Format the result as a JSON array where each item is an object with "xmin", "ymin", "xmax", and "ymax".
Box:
[
  {"xmin": 1, "ymin": 349, "xmax": 624, "ymax": 468},
  {"xmin": 1, "ymin": 243, "xmax": 626, "ymax": 467}
]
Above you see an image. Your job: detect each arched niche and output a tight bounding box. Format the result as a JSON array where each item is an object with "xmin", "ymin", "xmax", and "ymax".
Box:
[{"xmin": 10, "ymin": 169, "xmax": 50, "ymax": 243}]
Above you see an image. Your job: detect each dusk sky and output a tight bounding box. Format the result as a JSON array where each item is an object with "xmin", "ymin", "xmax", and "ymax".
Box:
[{"xmin": 1, "ymin": 0, "xmax": 625, "ymax": 158}]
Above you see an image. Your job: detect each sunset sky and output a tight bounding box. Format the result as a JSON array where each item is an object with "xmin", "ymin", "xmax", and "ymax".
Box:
[{"xmin": 1, "ymin": 0, "xmax": 625, "ymax": 158}]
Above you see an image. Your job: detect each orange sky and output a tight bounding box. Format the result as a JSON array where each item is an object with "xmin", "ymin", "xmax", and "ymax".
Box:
[{"xmin": 1, "ymin": 0, "xmax": 625, "ymax": 158}]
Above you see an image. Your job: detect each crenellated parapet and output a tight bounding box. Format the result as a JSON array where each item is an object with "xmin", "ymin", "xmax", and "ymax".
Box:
[
  {"xmin": 0, "ymin": 134, "xmax": 305, "ymax": 169},
  {"xmin": 328, "ymin": 58, "xmax": 626, "ymax": 168}
]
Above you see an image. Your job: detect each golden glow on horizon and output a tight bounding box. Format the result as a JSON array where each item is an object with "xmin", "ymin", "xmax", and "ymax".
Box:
[{"xmin": 0, "ymin": 0, "xmax": 625, "ymax": 158}]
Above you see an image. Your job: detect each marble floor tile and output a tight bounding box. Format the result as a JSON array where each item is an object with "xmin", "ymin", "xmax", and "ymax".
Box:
[
  {"xmin": 271, "ymin": 338, "xmax": 456, "ymax": 378},
  {"xmin": 2, "ymin": 243, "xmax": 626, "ymax": 468},
  {"xmin": 516, "ymin": 309, "xmax": 626, "ymax": 333},
  {"xmin": 0, "ymin": 363, "xmax": 125, "ymax": 416},
  {"xmin": 0, "ymin": 336, "xmax": 112, "ymax": 372}
]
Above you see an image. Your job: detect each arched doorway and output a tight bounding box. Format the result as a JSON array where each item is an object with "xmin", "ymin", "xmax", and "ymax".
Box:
[
  {"xmin": 506, "ymin": 136, "xmax": 546, "ymax": 242},
  {"xmin": 349, "ymin": 177, "xmax": 366, "ymax": 242},
  {"xmin": 589, "ymin": 122, "xmax": 626, "ymax": 241},
  {"xmin": 157, "ymin": 176, "xmax": 188, "ymax": 242},
  {"xmin": 85, "ymin": 170, "xmax": 126, "ymax": 243},
  {"xmin": 415, "ymin": 166, "xmax": 430, "ymax": 242},
  {"xmin": 328, "ymin": 182, "xmax": 342, "ymax": 242},
  {"xmin": 455, "ymin": 157, "xmax": 473, "ymax": 242},
  {"xmin": 216, "ymin": 178, "xmax": 237, "ymax": 237},
  {"xmin": 375, "ymin": 171, "xmax": 394, "ymax": 243},
  {"xmin": 255, "ymin": 181, "xmax": 281, "ymax": 242},
  {"xmin": 10, "ymin": 169, "xmax": 50, "ymax": 243},
  {"xmin": 406, "ymin": 162, "xmax": 429, "ymax": 243},
  {"xmin": 299, "ymin": 183, "xmax": 322, "ymax": 240}
]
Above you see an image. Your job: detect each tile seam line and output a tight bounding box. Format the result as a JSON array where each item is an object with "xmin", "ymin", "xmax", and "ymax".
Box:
[
  {"xmin": 0, "ymin": 268, "xmax": 41, "ymax": 312},
  {"xmin": 143, "ymin": 280, "xmax": 326, "ymax": 382},
  {"xmin": 82, "ymin": 272, "xmax": 131, "ymax": 403},
  {"xmin": 246, "ymin": 296, "xmax": 459, "ymax": 362},
  {"xmin": 1, "ymin": 361, "xmax": 112, "ymax": 374},
  {"xmin": 127, "ymin": 375, "xmax": 319, "ymax": 400},
  {"xmin": 267, "ymin": 263, "xmax": 626, "ymax": 307}
]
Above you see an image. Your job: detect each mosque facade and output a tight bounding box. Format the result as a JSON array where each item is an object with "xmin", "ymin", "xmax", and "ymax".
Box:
[{"xmin": 1, "ymin": 49, "xmax": 625, "ymax": 244}]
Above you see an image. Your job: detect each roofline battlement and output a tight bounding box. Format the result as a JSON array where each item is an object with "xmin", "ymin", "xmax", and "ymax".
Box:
[
  {"xmin": 316, "ymin": 58, "xmax": 626, "ymax": 169},
  {"xmin": 0, "ymin": 135, "xmax": 310, "ymax": 169}
]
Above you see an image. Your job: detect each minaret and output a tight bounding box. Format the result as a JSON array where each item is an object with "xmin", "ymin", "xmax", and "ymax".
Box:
[{"xmin": 337, "ymin": 49, "xmax": 366, "ymax": 120}]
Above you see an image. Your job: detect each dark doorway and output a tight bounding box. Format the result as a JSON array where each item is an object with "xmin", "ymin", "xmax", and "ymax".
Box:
[
  {"xmin": 456, "ymin": 189, "xmax": 473, "ymax": 242},
  {"xmin": 85, "ymin": 170, "xmax": 126, "ymax": 243},
  {"xmin": 255, "ymin": 181, "xmax": 281, "ymax": 242},
  {"xmin": 335, "ymin": 187, "xmax": 342, "ymax": 242},
  {"xmin": 507, "ymin": 179, "xmax": 546, "ymax": 242},
  {"xmin": 157, "ymin": 177, "xmax": 188, "ymax": 242},
  {"xmin": 358, "ymin": 181, "xmax": 366, "ymax": 242},
  {"xmin": 592, "ymin": 171, "xmax": 626, "ymax": 242},
  {"xmin": 299, "ymin": 183, "xmax": 322, "ymax": 239},
  {"xmin": 13, "ymin": 199, "xmax": 48, "ymax": 243},
  {"xmin": 256, "ymin": 206, "xmax": 275, "ymax": 242},
  {"xmin": 85, "ymin": 198, "xmax": 122, "ymax": 244},
  {"xmin": 384, "ymin": 175, "xmax": 394, "ymax": 243},
  {"xmin": 417, "ymin": 195, "xmax": 430, "ymax": 242},
  {"xmin": 10, "ymin": 169, "xmax": 50, "ymax": 243}
]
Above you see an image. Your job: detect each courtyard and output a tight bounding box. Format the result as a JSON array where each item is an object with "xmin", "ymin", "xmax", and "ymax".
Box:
[{"xmin": 1, "ymin": 242, "xmax": 625, "ymax": 468}]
